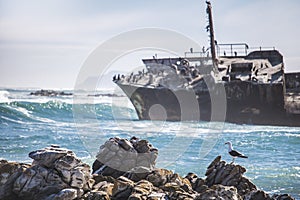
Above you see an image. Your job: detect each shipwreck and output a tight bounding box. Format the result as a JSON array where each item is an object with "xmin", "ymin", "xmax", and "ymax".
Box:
[{"xmin": 113, "ymin": 1, "xmax": 300, "ymax": 126}]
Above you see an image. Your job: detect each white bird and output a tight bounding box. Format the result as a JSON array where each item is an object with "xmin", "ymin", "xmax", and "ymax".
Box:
[{"xmin": 225, "ymin": 141, "xmax": 248, "ymax": 163}]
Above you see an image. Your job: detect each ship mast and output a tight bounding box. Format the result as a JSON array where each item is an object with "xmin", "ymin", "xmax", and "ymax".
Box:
[{"xmin": 206, "ymin": 1, "xmax": 218, "ymax": 73}]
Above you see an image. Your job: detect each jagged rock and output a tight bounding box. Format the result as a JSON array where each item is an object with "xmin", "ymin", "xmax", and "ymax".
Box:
[
  {"xmin": 112, "ymin": 176, "xmax": 135, "ymax": 199},
  {"xmin": 45, "ymin": 188, "xmax": 78, "ymax": 200},
  {"xmin": 93, "ymin": 174, "xmax": 115, "ymax": 184},
  {"xmin": 125, "ymin": 166, "xmax": 152, "ymax": 182},
  {"xmin": 147, "ymin": 192, "xmax": 167, "ymax": 200},
  {"xmin": 146, "ymin": 168, "xmax": 173, "ymax": 187},
  {"xmin": 195, "ymin": 184, "xmax": 243, "ymax": 200},
  {"xmin": 83, "ymin": 190, "xmax": 110, "ymax": 200},
  {"xmin": 245, "ymin": 190, "xmax": 296, "ymax": 200},
  {"xmin": 0, "ymin": 138, "xmax": 297, "ymax": 200},
  {"xmin": 244, "ymin": 190, "xmax": 272, "ymax": 200},
  {"xmin": 93, "ymin": 137, "xmax": 158, "ymax": 179},
  {"xmin": 160, "ymin": 182, "xmax": 195, "ymax": 200},
  {"xmin": 0, "ymin": 160, "xmax": 30, "ymax": 200},
  {"xmin": 4, "ymin": 145, "xmax": 93, "ymax": 200},
  {"xmin": 128, "ymin": 180, "xmax": 154, "ymax": 199},
  {"xmin": 205, "ymin": 156, "xmax": 256, "ymax": 196},
  {"xmin": 185, "ymin": 172, "xmax": 207, "ymax": 193},
  {"xmin": 272, "ymin": 194, "xmax": 295, "ymax": 200},
  {"xmin": 0, "ymin": 160, "xmax": 29, "ymax": 186}
]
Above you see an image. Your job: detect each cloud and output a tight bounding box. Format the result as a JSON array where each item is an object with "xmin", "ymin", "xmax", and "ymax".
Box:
[{"xmin": 0, "ymin": 11, "xmax": 149, "ymax": 47}]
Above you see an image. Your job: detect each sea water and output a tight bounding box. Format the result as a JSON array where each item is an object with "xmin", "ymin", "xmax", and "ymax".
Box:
[{"xmin": 0, "ymin": 88, "xmax": 299, "ymax": 199}]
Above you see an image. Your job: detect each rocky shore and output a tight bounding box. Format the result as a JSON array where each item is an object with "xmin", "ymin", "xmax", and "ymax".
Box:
[{"xmin": 0, "ymin": 137, "xmax": 295, "ymax": 200}]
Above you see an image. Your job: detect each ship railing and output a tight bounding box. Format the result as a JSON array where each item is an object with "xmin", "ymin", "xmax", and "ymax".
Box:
[
  {"xmin": 184, "ymin": 51, "xmax": 208, "ymax": 58},
  {"xmin": 216, "ymin": 43, "xmax": 249, "ymax": 57},
  {"xmin": 216, "ymin": 43, "xmax": 276, "ymax": 57}
]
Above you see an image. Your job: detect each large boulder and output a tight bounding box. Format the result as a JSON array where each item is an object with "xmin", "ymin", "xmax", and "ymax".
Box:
[
  {"xmin": 9, "ymin": 145, "xmax": 93, "ymax": 200},
  {"xmin": 92, "ymin": 137, "xmax": 158, "ymax": 178},
  {"xmin": 205, "ymin": 156, "xmax": 257, "ymax": 196}
]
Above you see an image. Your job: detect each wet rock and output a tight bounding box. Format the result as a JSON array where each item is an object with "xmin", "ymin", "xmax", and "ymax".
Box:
[
  {"xmin": 92, "ymin": 137, "xmax": 158, "ymax": 179},
  {"xmin": 195, "ymin": 184, "xmax": 242, "ymax": 200}
]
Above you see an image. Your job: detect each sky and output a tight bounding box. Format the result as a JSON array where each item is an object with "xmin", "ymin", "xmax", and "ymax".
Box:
[{"xmin": 1, "ymin": 0, "xmax": 300, "ymax": 89}]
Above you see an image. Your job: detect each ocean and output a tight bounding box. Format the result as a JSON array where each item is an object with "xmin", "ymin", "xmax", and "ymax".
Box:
[{"xmin": 0, "ymin": 88, "xmax": 299, "ymax": 199}]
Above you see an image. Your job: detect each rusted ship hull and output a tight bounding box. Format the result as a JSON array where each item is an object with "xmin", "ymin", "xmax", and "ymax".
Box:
[
  {"xmin": 117, "ymin": 82, "xmax": 300, "ymax": 127},
  {"xmin": 113, "ymin": 1, "xmax": 300, "ymax": 127}
]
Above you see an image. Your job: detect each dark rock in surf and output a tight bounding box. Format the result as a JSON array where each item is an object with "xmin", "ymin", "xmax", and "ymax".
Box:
[{"xmin": 30, "ymin": 89, "xmax": 72, "ymax": 96}]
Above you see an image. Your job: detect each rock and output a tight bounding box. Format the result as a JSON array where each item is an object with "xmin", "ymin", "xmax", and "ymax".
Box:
[
  {"xmin": 29, "ymin": 89, "xmax": 72, "ymax": 96},
  {"xmin": 92, "ymin": 181, "xmax": 114, "ymax": 196},
  {"xmin": 147, "ymin": 192, "xmax": 167, "ymax": 200},
  {"xmin": 195, "ymin": 184, "xmax": 243, "ymax": 200},
  {"xmin": 245, "ymin": 191, "xmax": 296, "ymax": 200},
  {"xmin": 146, "ymin": 168, "xmax": 173, "ymax": 187},
  {"xmin": 92, "ymin": 137, "xmax": 158, "ymax": 179},
  {"xmin": 125, "ymin": 166, "xmax": 152, "ymax": 182},
  {"xmin": 83, "ymin": 190, "xmax": 110, "ymax": 200},
  {"xmin": 161, "ymin": 182, "xmax": 195, "ymax": 200},
  {"xmin": 45, "ymin": 188, "xmax": 78, "ymax": 200},
  {"xmin": 5, "ymin": 146, "xmax": 92, "ymax": 200},
  {"xmin": 0, "ymin": 160, "xmax": 30, "ymax": 200},
  {"xmin": 272, "ymin": 194, "xmax": 295, "ymax": 200},
  {"xmin": 112, "ymin": 176, "xmax": 135, "ymax": 199},
  {"xmin": 205, "ymin": 156, "xmax": 256, "ymax": 196},
  {"xmin": 0, "ymin": 138, "xmax": 296, "ymax": 200},
  {"xmin": 185, "ymin": 172, "xmax": 207, "ymax": 193},
  {"xmin": 93, "ymin": 174, "xmax": 115, "ymax": 184},
  {"xmin": 244, "ymin": 190, "xmax": 272, "ymax": 200},
  {"xmin": 129, "ymin": 180, "xmax": 154, "ymax": 199}
]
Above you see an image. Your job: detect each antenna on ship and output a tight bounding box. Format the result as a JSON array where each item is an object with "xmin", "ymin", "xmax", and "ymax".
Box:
[{"xmin": 206, "ymin": 1, "xmax": 219, "ymax": 74}]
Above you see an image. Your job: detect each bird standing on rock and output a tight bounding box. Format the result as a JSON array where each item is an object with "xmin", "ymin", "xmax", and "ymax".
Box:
[{"xmin": 225, "ymin": 141, "xmax": 248, "ymax": 163}]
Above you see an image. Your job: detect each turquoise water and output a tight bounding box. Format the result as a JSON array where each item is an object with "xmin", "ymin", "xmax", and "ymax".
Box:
[{"xmin": 0, "ymin": 89, "xmax": 299, "ymax": 199}]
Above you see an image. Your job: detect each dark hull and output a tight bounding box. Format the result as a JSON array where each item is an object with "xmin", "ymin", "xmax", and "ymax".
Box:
[{"xmin": 117, "ymin": 83, "xmax": 300, "ymax": 127}]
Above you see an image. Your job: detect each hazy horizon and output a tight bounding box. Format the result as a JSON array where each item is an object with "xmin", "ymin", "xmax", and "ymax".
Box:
[{"xmin": 1, "ymin": 0, "xmax": 300, "ymax": 89}]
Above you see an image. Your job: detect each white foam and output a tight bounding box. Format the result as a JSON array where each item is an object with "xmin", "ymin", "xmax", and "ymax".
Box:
[{"xmin": 0, "ymin": 90, "xmax": 10, "ymax": 103}]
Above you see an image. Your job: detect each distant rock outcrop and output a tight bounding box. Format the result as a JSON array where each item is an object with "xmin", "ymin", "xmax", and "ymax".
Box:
[
  {"xmin": 0, "ymin": 137, "xmax": 296, "ymax": 200},
  {"xmin": 30, "ymin": 89, "xmax": 72, "ymax": 96}
]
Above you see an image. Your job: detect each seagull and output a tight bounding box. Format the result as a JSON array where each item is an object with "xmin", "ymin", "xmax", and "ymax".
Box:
[{"xmin": 225, "ymin": 141, "xmax": 248, "ymax": 163}]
